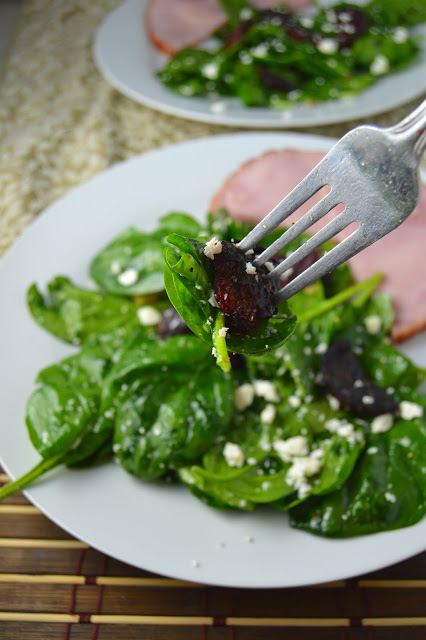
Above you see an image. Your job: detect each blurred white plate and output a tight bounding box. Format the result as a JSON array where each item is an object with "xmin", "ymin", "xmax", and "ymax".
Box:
[
  {"xmin": 1, "ymin": 132, "xmax": 425, "ymax": 588},
  {"xmin": 93, "ymin": 0, "xmax": 426, "ymax": 128}
]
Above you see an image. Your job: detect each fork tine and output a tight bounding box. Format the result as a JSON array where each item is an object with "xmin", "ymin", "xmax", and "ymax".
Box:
[
  {"xmin": 275, "ymin": 230, "xmax": 369, "ymax": 302},
  {"xmin": 267, "ymin": 204, "xmax": 356, "ymax": 281},
  {"xmin": 253, "ymin": 190, "xmax": 341, "ymax": 266},
  {"xmin": 236, "ymin": 163, "xmax": 328, "ymax": 253}
]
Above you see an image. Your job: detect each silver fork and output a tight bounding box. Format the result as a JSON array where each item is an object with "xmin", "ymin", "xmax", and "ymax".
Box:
[{"xmin": 237, "ymin": 99, "xmax": 426, "ymax": 302}]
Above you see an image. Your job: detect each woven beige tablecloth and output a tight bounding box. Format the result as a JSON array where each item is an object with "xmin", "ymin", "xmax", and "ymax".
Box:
[{"xmin": 1, "ymin": 0, "xmax": 425, "ymax": 259}]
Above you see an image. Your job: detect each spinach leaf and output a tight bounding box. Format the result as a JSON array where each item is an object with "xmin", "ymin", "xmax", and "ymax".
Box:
[
  {"xmin": 89, "ymin": 213, "xmax": 202, "ymax": 296},
  {"xmin": 107, "ymin": 335, "xmax": 234, "ymax": 480},
  {"xmin": 164, "ymin": 233, "xmax": 297, "ymax": 368},
  {"xmin": 27, "ymin": 276, "xmax": 141, "ymax": 345},
  {"xmin": 289, "ymin": 418, "xmax": 426, "ymax": 537}
]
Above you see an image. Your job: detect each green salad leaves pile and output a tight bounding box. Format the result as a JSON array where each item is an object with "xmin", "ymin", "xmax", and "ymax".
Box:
[
  {"xmin": 1, "ymin": 209, "xmax": 425, "ymax": 539},
  {"xmin": 157, "ymin": 0, "xmax": 425, "ymax": 108}
]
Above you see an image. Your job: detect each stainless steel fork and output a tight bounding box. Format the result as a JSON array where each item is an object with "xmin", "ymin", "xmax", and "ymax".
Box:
[{"xmin": 237, "ymin": 99, "xmax": 426, "ymax": 302}]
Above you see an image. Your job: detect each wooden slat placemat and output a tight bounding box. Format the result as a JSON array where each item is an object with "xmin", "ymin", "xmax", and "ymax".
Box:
[
  {"xmin": 1, "ymin": 467, "xmax": 426, "ymax": 640},
  {"xmin": 1, "ymin": 2, "xmax": 426, "ymax": 639}
]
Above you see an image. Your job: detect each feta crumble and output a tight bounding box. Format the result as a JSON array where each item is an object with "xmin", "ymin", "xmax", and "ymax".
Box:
[
  {"xmin": 201, "ymin": 62, "xmax": 219, "ymax": 79},
  {"xmin": 370, "ymin": 54, "xmax": 389, "ymax": 75},
  {"xmin": 137, "ymin": 306, "xmax": 162, "ymax": 326},
  {"xmin": 399, "ymin": 401, "xmax": 423, "ymax": 421},
  {"xmin": 260, "ymin": 403, "xmax": 276, "ymax": 424},
  {"xmin": 317, "ymin": 38, "xmax": 339, "ymax": 54},
  {"xmin": 235, "ymin": 383, "xmax": 255, "ymax": 411},
  {"xmin": 254, "ymin": 380, "xmax": 280, "ymax": 403},
  {"xmin": 218, "ymin": 326, "xmax": 228, "ymax": 337},
  {"xmin": 245, "ymin": 262, "xmax": 257, "ymax": 275},
  {"xmin": 364, "ymin": 314, "xmax": 382, "ymax": 335},
  {"xmin": 371, "ymin": 413, "xmax": 393, "ymax": 434},
  {"xmin": 204, "ymin": 237, "xmax": 222, "ymax": 260},
  {"xmin": 223, "ymin": 442, "xmax": 245, "ymax": 468},
  {"xmin": 288, "ymin": 395, "xmax": 301, "ymax": 409},
  {"xmin": 117, "ymin": 267, "xmax": 138, "ymax": 287},
  {"xmin": 273, "ymin": 436, "xmax": 309, "ymax": 462}
]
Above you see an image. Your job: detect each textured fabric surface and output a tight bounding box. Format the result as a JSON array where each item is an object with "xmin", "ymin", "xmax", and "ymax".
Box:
[{"xmin": 0, "ymin": 0, "xmax": 425, "ymax": 258}]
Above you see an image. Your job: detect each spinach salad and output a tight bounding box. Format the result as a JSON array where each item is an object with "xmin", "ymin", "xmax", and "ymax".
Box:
[
  {"xmin": 157, "ymin": 0, "xmax": 426, "ymax": 108},
  {"xmin": 1, "ymin": 208, "xmax": 425, "ymax": 539}
]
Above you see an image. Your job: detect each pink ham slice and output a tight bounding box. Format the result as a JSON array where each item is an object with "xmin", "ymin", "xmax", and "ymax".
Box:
[
  {"xmin": 146, "ymin": 0, "xmax": 313, "ymax": 55},
  {"xmin": 209, "ymin": 148, "xmax": 426, "ymax": 343}
]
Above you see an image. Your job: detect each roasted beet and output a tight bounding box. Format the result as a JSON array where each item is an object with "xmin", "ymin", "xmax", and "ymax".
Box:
[
  {"xmin": 320, "ymin": 338, "xmax": 398, "ymax": 417},
  {"xmin": 212, "ymin": 241, "xmax": 279, "ymax": 334},
  {"xmin": 224, "ymin": 18, "xmax": 254, "ymax": 47},
  {"xmin": 258, "ymin": 66, "xmax": 298, "ymax": 92},
  {"xmin": 157, "ymin": 306, "xmax": 192, "ymax": 339}
]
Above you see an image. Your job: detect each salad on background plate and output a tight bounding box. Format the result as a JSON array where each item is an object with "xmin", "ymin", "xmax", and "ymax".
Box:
[
  {"xmin": 93, "ymin": 0, "xmax": 426, "ymax": 127},
  {"xmin": 0, "ymin": 132, "xmax": 425, "ymax": 588}
]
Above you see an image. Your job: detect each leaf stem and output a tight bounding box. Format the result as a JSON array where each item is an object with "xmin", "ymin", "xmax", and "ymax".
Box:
[
  {"xmin": 0, "ymin": 453, "xmax": 66, "ymax": 501},
  {"xmin": 298, "ymin": 272, "xmax": 383, "ymax": 325},
  {"xmin": 212, "ymin": 312, "xmax": 231, "ymax": 374}
]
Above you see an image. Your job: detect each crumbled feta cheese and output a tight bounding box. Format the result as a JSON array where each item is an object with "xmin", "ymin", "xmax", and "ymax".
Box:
[
  {"xmin": 385, "ymin": 492, "xmax": 397, "ymax": 503},
  {"xmin": 240, "ymin": 8, "xmax": 253, "ymax": 20},
  {"xmin": 315, "ymin": 342, "xmax": 328, "ymax": 355},
  {"xmin": 317, "ymin": 38, "xmax": 339, "ymax": 54},
  {"xmin": 367, "ymin": 446, "xmax": 379, "ymax": 454},
  {"xmin": 371, "ymin": 413, "xmax": 394, "ymax": 434},
  {"xmin": 201, "ymin": 62, "xmax": 219, "ymax": 79},
  {"xmin": 264, "ymin": 261, "xmax": 274, "ymax": 272},
  {"xmin": 281, "ymin": 267, "xmax": 294, "ymax": 280},
  {"xmin": 273, "ymin": 436, "xmax": 309, "ymax": 462},
  {"xmin": 218, "ymin": 327, "xmax": 228, "ymax": 337},
  {"xmin": 399, "ymin": 401, "xmax": 423, "ymax": 421},
  {"xmin": 245, "ymin": 262, "xmax": 257, "ymax": 275},
  {"xmin": 370, "ymin": 54, "xmax": 389, "ymax": 75},
  {"xmin": 117, "ymin": 267, "xmax": 138, "ymax": 287},
  {"xmin": 204, "ymin": 237, "xmax": 222, "ymax": 260},
  {"xmin": 362, "ymin": 395, "xmax": 375, "ymax": 405},
  {"xmin": 254, "ymin": 380, "xmax": 280, "ymax": 402},
  {"xmin": 364, "ymin": 314, "xmax": 382, "ymax": 335},
  {"xmin": 328, "ymin": 394, "xmax": 340, "ymax": 411},
  {"xmin": 223, "ymin": 442, "xmax": 245, "ymax": 467},
  {"xmin": 208, "ymin": 293, "xmax": 219, "ymax": 307},
  {"xmin": 393, "ymin": 27, "xmax": 408, "ymax": 43},
  {"xmin": 325, "ymin": 418, "xmax": 364, "ymax": 445},
  {"xmin": 354, "ymin": 379, "xmax": 364, "ymax": 388},
  {"xmin": 235, "ymin": 383, "xmax": 255, "ymax": 411},
  {"xmin": 288, "ymin": 395, "xmax": 301, "ymax": 408},
  {"xmin": 192, "ymin": 559, "xmax": 200, "ymax": 568},
  {"xmin": 137, "ymin": 306, "xmax": 162, "ymax": 326},
  {"xmin": 286, "ymin": 456, "xmax": 322, "ymax": 498},
  {"xmin": 260, "ymin": 404, "xmax": 276, "ymax": 424},
  {"xmin": 250, "ymin": 44, "xmax": 268, "ymax": 58}
]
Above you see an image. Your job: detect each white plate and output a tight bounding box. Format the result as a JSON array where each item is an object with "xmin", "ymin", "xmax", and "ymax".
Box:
[
  {"xmin": 1, "ymin": 132, "xmax": 425, "ymax": 588},
  {"xmin": 93, "ymin": 0, "xmax": 426, "ymax": 128}
]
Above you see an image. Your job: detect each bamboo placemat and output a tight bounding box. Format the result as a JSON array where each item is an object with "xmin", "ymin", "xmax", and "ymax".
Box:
[
  {"xmin": 1, "ymin": 467, "xmax": 426, "ymax": 640},
  {"xmin": 1, "ymin": 1, "xmax": 426, "ymax": 638}
]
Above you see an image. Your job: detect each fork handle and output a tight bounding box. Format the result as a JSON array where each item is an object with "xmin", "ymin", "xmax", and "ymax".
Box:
[{"xmin": 390, "ymin": 98, "xmax": 426, "ymax": 160}]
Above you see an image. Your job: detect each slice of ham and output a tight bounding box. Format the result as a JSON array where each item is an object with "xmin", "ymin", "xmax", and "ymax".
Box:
[
  {"xmin": 209, "ymin": 148, "xmax": 426, "ymax": 343},
  {"xmin": 146, "ymin": 0, "xmax": 313, "ymax": 55}
]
